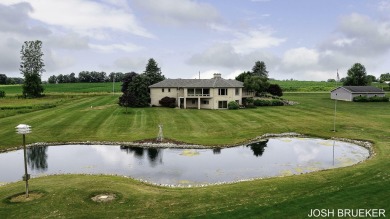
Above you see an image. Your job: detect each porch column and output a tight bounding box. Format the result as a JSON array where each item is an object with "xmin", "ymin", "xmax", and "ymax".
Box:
[
  {"xmin": 198, "ymin": 97, "xmax": 200, "ymax": 109},
  {"xmin": 184, "ymin": 97, "xmax": 186, "ymax": 109}
]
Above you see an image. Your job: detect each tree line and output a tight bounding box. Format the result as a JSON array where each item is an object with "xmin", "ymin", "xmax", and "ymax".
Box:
[
  {"xmin": 47, "ymin": 72, "xmax": 126, "ymax": 84},
  {"xmin": 339, "ymin": 63, "xmax": 390, "ymax": 86},
  {"xmin": 0, "ymin": 74, "xmax": 24, "ymax": 85}
]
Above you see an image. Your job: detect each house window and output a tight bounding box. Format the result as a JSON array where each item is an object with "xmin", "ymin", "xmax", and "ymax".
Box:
[
  {"xmin": 218, "ymin": 88, "xmax": 227, "ymax": 96},
  {"xmin": 202, "ymin": 100, "xmax": 209, "ymax": 105},
  {"xmin": 192, "ymin": 99, "xmax": 196, "ymax": 104},
  {"xmin": 235, "ymin": 100, "xmax": 239, "ymax": 104},
  {"xmin": 162, "ymin": 88, "xmax": 164, "ymax": 92},
  {"xmin": 218, "ymin": 101, "xmax": 228, "ymax": 108},
  {"xmin": 168, "ymin": 88, "xmax": 171, "ymax": 92},
  {"xmin": 235, "ymin": 88, "xmax": 240, "ymax": 95},
  {"xmin": 188, "ymin": 88, "xmax": 194, "ymax": 96},
  {"xmin": 195, "ymin": 88, "xmax": 202, "ymax": 96}
]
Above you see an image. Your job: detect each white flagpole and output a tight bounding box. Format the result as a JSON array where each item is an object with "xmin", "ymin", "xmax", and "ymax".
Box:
[{"xmin": 333, "ymin": 69, "xmax": 339, "ymax": 132}]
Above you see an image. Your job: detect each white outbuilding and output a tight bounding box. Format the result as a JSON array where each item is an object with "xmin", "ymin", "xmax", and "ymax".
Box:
[{"xmin": 330, "ymin": 86, "xmax": 385, "ymax": 101}]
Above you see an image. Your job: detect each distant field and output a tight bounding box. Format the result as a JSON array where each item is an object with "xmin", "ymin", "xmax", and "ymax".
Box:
[
  {"xmin": 1, "ymin": 81, "xmax": 388, "ymax": 95},
  {"xmin": 269, "ymin": 80, "xmax": 389, "ymax": 92},
  {"xmin": 0, "ymin": 82, "xmax": 122, "ymax": 95}
]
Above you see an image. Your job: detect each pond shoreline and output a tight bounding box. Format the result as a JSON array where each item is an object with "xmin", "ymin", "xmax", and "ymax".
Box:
[
  {"xmin": 0, "ymin": 132, "xmax": 374, "ymax": 188},
  {"xmin": 1, "ymin": 132, "xmax": 375, "ymax": 158}
]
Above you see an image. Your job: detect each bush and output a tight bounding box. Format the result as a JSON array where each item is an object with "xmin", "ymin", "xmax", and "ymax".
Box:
[
  {"xmin": 267, "ymin": 84, "xmax": 283, "ymax": 97},
  {"xmin": 228, "ymin": 101, "xmax": 239, "ymax": 110},
  {"xmin": 253, "ymin": 99, "xmax": 284, "ymax": 106},
  {"xmin": 254, "ymin": 99, "xmax": 270, "ymax": 106},
  {"xmin": 353, "ymin": 96, "xmax": 389, "ymax": 102},
  {"xmin": 159, "ymin": 96, "xmax": 176, "ymax": 107},
  {"xmin": 0, "ymin": 90, "xmax": 5, "ymax": 98}
]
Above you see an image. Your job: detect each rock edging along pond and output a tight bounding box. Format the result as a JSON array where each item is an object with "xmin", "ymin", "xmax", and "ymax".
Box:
[
  {"xmin": 1, "ymin": 132, "xmax": 375, "ymax": 158},
  {"xmin": 0, "ymin": 133, "xmax": 373, "ymax": 188}
]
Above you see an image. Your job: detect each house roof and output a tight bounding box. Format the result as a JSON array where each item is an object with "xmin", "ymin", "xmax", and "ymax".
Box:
[
  {"xmin": 149, "ymin": 78, "xmax": 244, "ymax": 88},
  {"xmin": 331, "ymin": 86, "xmax": 385, "ymax": 93}
]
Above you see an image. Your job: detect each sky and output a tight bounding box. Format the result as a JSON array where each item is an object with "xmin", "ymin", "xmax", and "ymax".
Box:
[{"xmin": 1, "ymin": 0, "xmax": 390, "ymax": 81}]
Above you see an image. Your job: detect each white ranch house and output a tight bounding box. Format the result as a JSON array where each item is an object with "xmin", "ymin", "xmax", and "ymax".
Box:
[
  {"xmin": 149, "ymin": 73, "xmax": 254, "ymax": 109},
  {"xmin": 330, "ymin": 86, "xmax": 385, "ymax": 101}
]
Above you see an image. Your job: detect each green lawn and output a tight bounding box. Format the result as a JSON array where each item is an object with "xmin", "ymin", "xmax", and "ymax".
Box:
[{"xmin": 0, "ymin": 92, "xmax": 389, "ymax": 218}]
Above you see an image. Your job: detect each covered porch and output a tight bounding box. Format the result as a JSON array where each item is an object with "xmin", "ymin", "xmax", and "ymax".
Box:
[{"xmin": 179, "ymin": 97, "xmax": 212, "ymax": 109}]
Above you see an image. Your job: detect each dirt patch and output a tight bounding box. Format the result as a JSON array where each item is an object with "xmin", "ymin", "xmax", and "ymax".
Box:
[
  {"xmin": 91, "ymin": 193, "xmax": 116, "ymax": 203},
  {"xmin": 9, "ymin": 192, "xmax": 44, "ymax": 203}
]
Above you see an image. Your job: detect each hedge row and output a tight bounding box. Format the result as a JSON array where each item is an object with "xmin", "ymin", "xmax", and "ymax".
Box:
[
  {"xmin": 353, "ymin": 96, "xmax": 389, "ymax": 102},
  {"xmin": 253, "ymin": 99, "xmax": 284, "ymax": 106}
]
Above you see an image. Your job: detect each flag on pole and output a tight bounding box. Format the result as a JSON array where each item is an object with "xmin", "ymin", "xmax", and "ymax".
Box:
[{"xmin": 337, "ymin": 70, "xmax": 340, "ymax": 82}]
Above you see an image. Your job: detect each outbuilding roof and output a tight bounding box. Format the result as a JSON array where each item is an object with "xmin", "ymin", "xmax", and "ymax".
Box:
[
  {"xmin": 149, "ymin": 78, "xmax": 244, "ymax": 88},
  {"xmin": 331, "ymin": 86, "xmax": 385, "ymax": 93}
]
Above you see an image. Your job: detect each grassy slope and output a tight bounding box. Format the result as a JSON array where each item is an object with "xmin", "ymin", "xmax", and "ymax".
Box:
[{"xmin": 0, "ymin": 93, "xmax": 389, "ymax": 218}]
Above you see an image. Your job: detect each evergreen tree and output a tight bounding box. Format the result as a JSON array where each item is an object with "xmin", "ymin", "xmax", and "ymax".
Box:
[
  {"xmin": 252, "ymin": 61, "xmax": 268, "ymax": 78},
  {"xmin": 144, "ymin": 58, "xmax": 165, "ymax": 85},
  {"xmin": 20, "ymin": 40, "xmax": 45, "ymax": 97}
]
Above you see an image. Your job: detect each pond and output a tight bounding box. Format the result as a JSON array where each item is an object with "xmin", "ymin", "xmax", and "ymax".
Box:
[{"xmin": 0, "ymin": 138, "xmax": 369, "ymax": 186}]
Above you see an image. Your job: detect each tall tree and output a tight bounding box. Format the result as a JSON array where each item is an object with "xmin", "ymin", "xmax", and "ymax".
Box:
[
  {"xmin": 120, "ymin": 72, "xmax": 138, "ymax": 93},
  {"xmin": 144, "ymin": 58, "xmax": 165, "ymax": 85},
  {"xmin": 252, "ymin": 61, "xmax": 268, "ymax": 78},
  {"xmin": 20, "ymin": 40, "xmax": 45, "ymax": 97},
  {"xmin": 128, "ymin": 74, "xmax": 151, "ymax": 107},
  {"xmin": 343, "ymin": 63, "xmax": 369, "ymax": 86},
  {"xmin": 119, "ymin": 72, "xmax": 138, "ymax": 109}
]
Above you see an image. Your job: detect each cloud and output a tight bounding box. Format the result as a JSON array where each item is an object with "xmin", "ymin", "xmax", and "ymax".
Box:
[
  {"xmin": 114, "ymin": 57, "xmax": 147, "ymax": 72},
  {"xmin": 332, "ymin": 13, "xmax": 390, "ymax": 55},
  {"xmin": 188, "ymin": 43, "xmax": 243, "ymax": 68},
  {"xmin": 2, "ymin": 0, "xmax": 154, "ymax": 39},
  {"xmin": 231, "ymin": 28, "xmax": 286, "ymax": 53},
  {"xmin": 187, "ymin": 26, "xmax": 283, "ymax": 69},
  {"xmin": 90, "ymin": 43, "xmax": 143, "ymax": 53},
  {"xmin": 46, "ymin": 34, "xmax": 89, "ymax": 50},
  {"xmin": 132, "ymin": 0, "xmax": 220, "ymax": 26},
  {"xmin": 0, "ymin": 2, "xmax": 50, "ymax": 36},
  {"xmin": 0, "ymin": 37, "xmax": 21, "ymax": 73},
  {"xmin": 281, "ymin": 47, "xmax": 319, "ymax": 70},
  {"xmin": 379, "ymin": 1, "xmax": 390, "ymax": 12}
]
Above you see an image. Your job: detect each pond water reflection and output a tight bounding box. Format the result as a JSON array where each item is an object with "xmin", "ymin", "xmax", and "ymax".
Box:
[{"xmin": 0, "ymin": 138, "xmax": 369, "ymax": 186}]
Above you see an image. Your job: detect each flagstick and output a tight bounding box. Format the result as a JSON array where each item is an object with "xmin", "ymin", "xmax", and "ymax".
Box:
[
  {"xmin": 333, "ymin": 98, "xmax": 337, "ymax": 132},
  {"xmin": 333, "ymin": 69, "xmax": 339, "ymax": 132}
]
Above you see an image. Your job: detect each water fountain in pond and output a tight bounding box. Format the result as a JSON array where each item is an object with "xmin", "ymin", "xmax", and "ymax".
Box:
[{"xmin": 157, "ymin": 124, "xmax": 163, "ymax": 142}]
